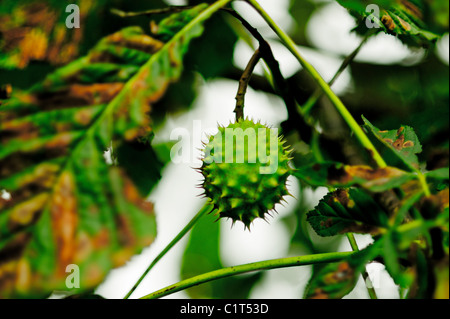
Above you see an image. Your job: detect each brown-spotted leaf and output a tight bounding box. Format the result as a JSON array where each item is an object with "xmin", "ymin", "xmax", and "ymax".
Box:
[
  {"xmin": 336, "ymin": 0, "xmax": 448, "ymax": 47},
  {"xmin": 294, "ymin": 161, "xmax": 415, "ymax": 192},
  {"xmin": 307, "ymin": 188, "xmax": 389, "ymax": 237},
  {"xmin": 0, "ymin": 0, "xmax": 110, "ymax": 69},
  {"xmin": 362, "ymin": 116, "xmax": 423, "ymax": 172},
  {"xmin": 0, "ymin": 3, "xmax": 216, "ymax": 298}
]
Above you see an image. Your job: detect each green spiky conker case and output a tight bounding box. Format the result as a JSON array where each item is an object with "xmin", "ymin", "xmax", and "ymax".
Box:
[{"xmin": 199, "ymin": 119, "xmax": 292, "ymax": 229}]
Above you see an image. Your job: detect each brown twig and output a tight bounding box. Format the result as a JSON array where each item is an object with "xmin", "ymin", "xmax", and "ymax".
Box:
[
  {"xmin": 224, "ymin": 8, "xmax": 312, "ymax": 140},
  {"xmin": 234, "ymin": 48, "xmax": 262, "ymax": 121}
]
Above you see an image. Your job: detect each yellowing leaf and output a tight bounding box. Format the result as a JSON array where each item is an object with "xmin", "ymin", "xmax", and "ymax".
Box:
[{"xmin": 0, "ymin": 4, "xmax": 217, "ymax": 298}]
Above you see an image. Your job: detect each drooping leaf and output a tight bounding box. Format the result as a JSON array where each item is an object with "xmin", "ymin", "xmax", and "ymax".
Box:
[
  {"xmin": 294, "ymin": 161, "xmax": 415, "ymax": 192},
  {"xmin": 362, "ymin": 116, "xmax": 423, "ymax": 172},
  {"xmin": 181, "ymin": 209, "xmax": 262, "ymax": 298},
  {"xmin": 304, "ymin": 243, "xmax": 381, "ymax": 299},
  {"xmin": 336, "ymin": 0, "xmax": 448, "ymax": 47},
  {"xmin": 0, "ymin": 3, "xmax": 221, "ymax": 298},
  {"xmin": 307, "ymin": 188, "xmax": 389, "ymax": 237}
]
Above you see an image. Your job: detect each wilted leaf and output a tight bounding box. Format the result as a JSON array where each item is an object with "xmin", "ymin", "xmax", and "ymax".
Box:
[
  {"xmin": 0, "ymin": 4, "xmax": 217, "ymax": 298},
  {"xmin": 336, "ymin": 0, "xmax": 448, "ymax": 47},
  {"xmin": 294, "ymin": 161, "xmax": 415, "ymax": 192},
  {"xmin": 307, "ymin": 188, "xmax": 389, "ymax": 237},
  {"xmin": 304, "ymin": 243, "xmax": 381, "ymax": 299}
]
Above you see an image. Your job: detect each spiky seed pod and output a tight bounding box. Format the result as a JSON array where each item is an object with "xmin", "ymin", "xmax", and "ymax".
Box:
[{"xmin": 199, "ymin": 118, "xmax": 292, "ymax": 229}]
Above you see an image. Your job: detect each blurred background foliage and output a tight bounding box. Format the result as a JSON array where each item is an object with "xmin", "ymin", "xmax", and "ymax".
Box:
[{"xmin": 0, "ymin": 0, "xmax": 448, "ymax": 299}]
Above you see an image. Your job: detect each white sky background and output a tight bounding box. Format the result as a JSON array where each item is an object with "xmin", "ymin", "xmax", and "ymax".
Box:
[{"xmin": 94, "ymin": 0, "xmax": 449, "ymax": 299}]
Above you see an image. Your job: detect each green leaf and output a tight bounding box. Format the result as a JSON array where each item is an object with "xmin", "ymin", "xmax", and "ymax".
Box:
[
  {"xmin": 181, "ymin": 211, "xmax": 261, "ymax": 298},
  {"xmin": 307, "ymin": 188, "xmax": 389, "ymax": 237},
  {"xmin": 304, "ymin": 243, "xmax": 381, "ymax": 299},
  {"xmin": 0, "ymin": 3, "xmax": 218, "ymax": 298},
  {"xmin": 294, "ymin": 161, "xmax": 415, "ymax": 192},
  {"xmin": 426, "ymin": 167, "xmax": 449, "ymax": 181},
  {"xmin": 336, "ymin": 0, "xmax": 447, "ymax": 47},
  {"xmin": 362, "ymin": 116, "xmax": 422, "ymax": 172}
]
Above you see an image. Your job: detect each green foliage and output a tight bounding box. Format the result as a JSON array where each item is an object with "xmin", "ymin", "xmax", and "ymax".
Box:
[{"xmin": 307, "ymin": 115, "xmax": 449, "ymax": 297}]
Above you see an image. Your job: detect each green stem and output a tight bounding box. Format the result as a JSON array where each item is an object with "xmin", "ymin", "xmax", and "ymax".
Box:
[
  {"xmin": 417, "ymin": 171, "xmax": 431, "ymax": 197},
  {"xmin": 124, "ymin": 204, "xmax": 213, "ymax": 299},
  {"xmin": 245, "ymin": 0, "xmax": 387, "ymax": 169},
  {"xmin": 311, "ymin": 130, "xmax": 325, "ymax": 162},
  {"xmin": 346, "ymin": 233, "xmax": 378, "ymax": 299},
  {"xmin": 140, "ymin": 251, "xmax": 355, "ymax": 299},
  {"xmin": 346, "ymin": 233, "xmax": 359, "ymax": 252}
]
